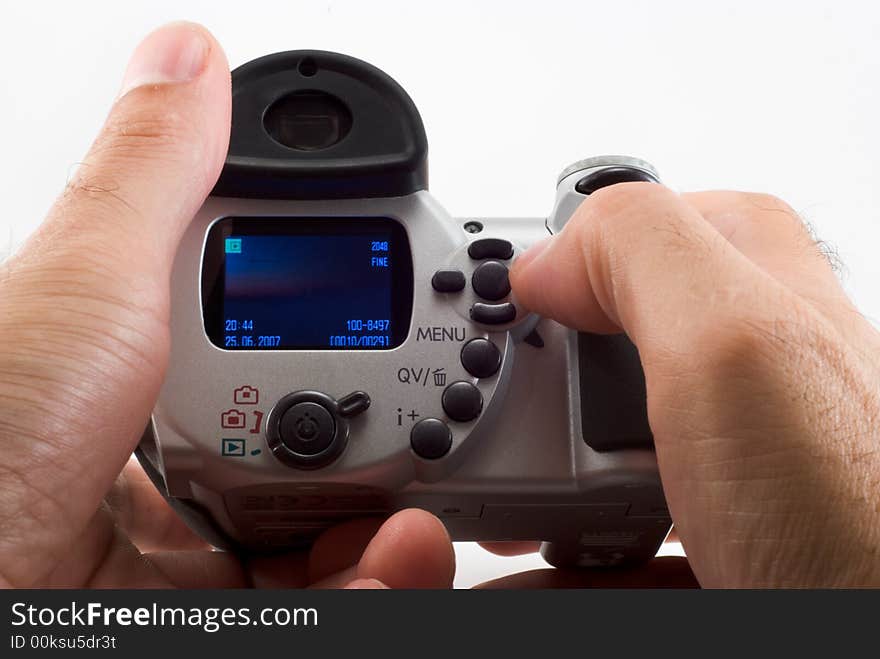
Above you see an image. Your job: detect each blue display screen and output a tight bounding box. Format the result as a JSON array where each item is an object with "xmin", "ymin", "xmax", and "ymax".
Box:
[{"xmin": 203, "ymin": 218, "xmax": 413, "ymax": 350}]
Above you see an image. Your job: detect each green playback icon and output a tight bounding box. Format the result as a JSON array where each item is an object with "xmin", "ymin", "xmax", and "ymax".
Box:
[{"xmin": 221, "ymin": 438, "xmax": 262, "ymax": 457}]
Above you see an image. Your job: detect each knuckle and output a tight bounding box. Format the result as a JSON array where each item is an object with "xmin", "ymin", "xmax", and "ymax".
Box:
[
  {"xmin": 577, "ymin": 181, "xmax": 670, "ymax": 223},
  {"xmin": 580, "ymin": 182, "xmax": 720, "ymax": 273},
  {"xmin": 567, "ymin": 183, "xmax": 727, "ymax": 329},
  {"xmin": 57, "ymin": 89, "xmax": 201, "ymax": 221},
  {"xmin": 569, "ymin": 182, "xmax": 680, "ymax": 254},
  {"xmin": 725, "ymin": 191, "xmax": 839, "ymax": 270},
  {"xmin": 579, "ymin": 183, "xmax": 708, "ymax": 254},
  {"xmin": 696, "ymin": 315, "xmax": 797, "ymax": 380},
  {"xmin": 54, "ymin": 94, "xmax": 204, "ymax": 243},
  {"xmin": 738, "ymin": 191, "xmax": 798, "ymax": 217},
  {"xmin": 726, "ymin": 191, "xmax": 811, "ymax": 240},
  {"xmin": 96, "ymin": 98, "xmax": 195, "ymax": 162}
]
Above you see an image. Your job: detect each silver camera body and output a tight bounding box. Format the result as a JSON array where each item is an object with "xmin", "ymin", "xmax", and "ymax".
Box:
[{"xmin": 138, "ymin": 51, "xmax": 672, "ymax": 567}]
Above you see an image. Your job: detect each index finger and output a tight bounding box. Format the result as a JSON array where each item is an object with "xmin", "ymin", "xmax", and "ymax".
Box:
[{"xmin": 510, "ymin": 183, "xmax": 787, "ymax": 356}]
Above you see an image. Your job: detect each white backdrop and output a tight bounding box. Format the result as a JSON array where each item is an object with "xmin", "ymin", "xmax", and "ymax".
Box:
[{"xmin": 1, "ymin": 1, "xmax": 878, "ymax": 587}]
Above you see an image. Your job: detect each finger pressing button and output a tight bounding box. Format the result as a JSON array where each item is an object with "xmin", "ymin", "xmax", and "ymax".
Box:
[{"xmin": 471, "ymin": 260, "xmax": 511, "ymax": 301}]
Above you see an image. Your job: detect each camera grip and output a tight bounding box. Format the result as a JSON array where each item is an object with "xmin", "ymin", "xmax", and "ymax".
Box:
[{"xmin": 578, "ymin": 332, "xmax": 654, "ymax": 451}]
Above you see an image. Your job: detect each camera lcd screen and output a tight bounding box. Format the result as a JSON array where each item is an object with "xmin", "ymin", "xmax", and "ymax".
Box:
[{"xmin": 202, "ymin": 217, "xmax": 413, "ymax": 350}]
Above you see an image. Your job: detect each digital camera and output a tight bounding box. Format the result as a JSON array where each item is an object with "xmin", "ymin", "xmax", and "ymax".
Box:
[{"xmin": 137, "ymin": 50, "xmax": 672, "ymax": 567}]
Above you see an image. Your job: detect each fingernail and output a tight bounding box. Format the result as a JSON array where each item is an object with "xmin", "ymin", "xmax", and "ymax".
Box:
[
  {"xmin": 344, "ymin": 578, "xmax": 389, "ymax": 590},
  {"xmin": 514, "ymin": 235, "xmax": 554, "ymax": 272},
  {"xmin": 119, "ymin": 22, "xmax": 209, "ymax": 97}
]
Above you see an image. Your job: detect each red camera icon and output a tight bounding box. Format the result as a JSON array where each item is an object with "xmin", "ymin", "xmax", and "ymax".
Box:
[
  {"xmin": 221, "ymin": 409, "xmax": 247, "ymax": 429},
  {"xmin": 234, "ymin": 385, "xmax": 259, "ymax": 405}
]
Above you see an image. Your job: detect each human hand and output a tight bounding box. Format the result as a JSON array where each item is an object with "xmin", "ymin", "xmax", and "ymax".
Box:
[
  {"xmin": 0, "ymin": 22, "xmax": 454, "ymax": 589},
  {"xmin": 483, "ymin": 184, "xmax": 880, "ymax": 588}
]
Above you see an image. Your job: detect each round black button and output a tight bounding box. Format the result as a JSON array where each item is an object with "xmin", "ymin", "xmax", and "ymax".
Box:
[
  {"xmin": 441, "ymin": 381, "xmax": 483, "ymax": 422},
  {"xmin": 460, "ymin": 338, "xmax": 501, "ymax": 378},
  {"xmin": 471, "ymin": 260, "xmax": 511, "ymax": 301},
  {"xmin": 279, "ymin": 402, "xmax": 336, "ymax": 456},
  {"xmin": 410, "ymin": 418, "xmax": 453, "ymax": 459}
]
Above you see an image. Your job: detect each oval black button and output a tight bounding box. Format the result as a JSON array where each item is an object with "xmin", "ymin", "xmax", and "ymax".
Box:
[
  {"xmin": 471, "ymin": 260, "xmax": 510, "ymax": 301},
  {"xmin": 410, "ymin": 418, "xmax": 453, "ymax": 459},
  {"xmin": 460, "ymin": 338, "xmax": 501, "ymax": 378},
  {"xmin": 337, "ymin": 390, "xmax": 371, "ymax": 417},
  {"xmin": 470, "ymin": 302, "xmax": 517, "ymax": 325},
  {"xmin": 467, "ymin": 238, "xmax": 514, "ymax": 260},
  {"xmin": 441, "ymin": 381, "xmax": 483, "ymax": 422},
  {"xmin": 432, "ymin": 269, "xmax": 466, "ymax": 293}
]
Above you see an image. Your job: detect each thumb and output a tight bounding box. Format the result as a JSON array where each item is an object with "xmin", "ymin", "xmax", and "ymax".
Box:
[
  {"xmin": 0, "ymin": 22, "xmax": 230, "ymax": 584},
  {"xmin": 29, "ymin": 21, "xmax": 230, "ymax": 275}
]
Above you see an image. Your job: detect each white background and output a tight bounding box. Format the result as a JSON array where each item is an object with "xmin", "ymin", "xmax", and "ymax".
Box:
[{"xmin": 1, "ymin": 1, "xmax": 878, "ymax": 587}]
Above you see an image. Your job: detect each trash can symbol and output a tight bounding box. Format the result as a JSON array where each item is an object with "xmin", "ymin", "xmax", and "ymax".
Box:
[{"xmin": 432, "ymin": 369, "xmax": 447, "ymax": 387}]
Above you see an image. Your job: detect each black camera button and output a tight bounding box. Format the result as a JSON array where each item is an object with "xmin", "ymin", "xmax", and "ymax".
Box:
[
  {"xmin": 431, "ymin": 269, "xmax": 466, "ymax": 293},
  {"xmin": 460, "ymin": 338, "xmax": 502, "ymax": 378},
  {"xmin": 442, "ymin": 381, "xmax": 483, "ymax": 422},
  {"xmin": 470, "ymin": 302, "xmax": 517, "ymax": 325},
  {"xmin": 471, "ymin": 260, "xmax": 511, "ymax": 301},
  {"xmin": 410, "ymin": 418, "xmax": 453, "ymax": 459},
  {"xmin": 468, "ymin": 238, "xmax": 514, "ymax": 260},
  {"xmin": 279, "ymin": 402, "xmax": 336, "ymax": 456}
]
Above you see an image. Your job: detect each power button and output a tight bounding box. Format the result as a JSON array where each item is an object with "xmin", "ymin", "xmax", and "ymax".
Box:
[
  {"xmin": 266, "ymin": 390, "xmax": 366, "ymax": 469},
  {"xmin": 279, "ymin": 402, "xmax": 336, "ymax": 456}
]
